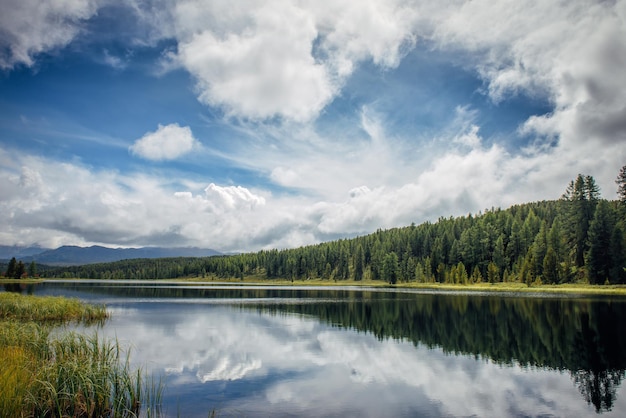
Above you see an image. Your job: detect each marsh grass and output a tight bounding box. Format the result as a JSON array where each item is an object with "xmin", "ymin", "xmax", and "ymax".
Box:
[
  {"xmin": 180, "ymin": 276, "xmax": 626, "ymax": 296},
  {"xmin": 24, "ymin": 331, "xmax": 163, "ymax": 417},
  {"xmin": 0, "ymin": 292, "xmax": 108, "ymax": 323},
  {"xmin": 0, "ymin": 293, "xmax": 163, "ymax": 417}
]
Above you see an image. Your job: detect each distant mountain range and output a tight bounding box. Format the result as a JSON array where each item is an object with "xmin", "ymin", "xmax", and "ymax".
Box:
[{"xmin": 0, "ymin": 245, "xmax": 221, "ymax": 266}]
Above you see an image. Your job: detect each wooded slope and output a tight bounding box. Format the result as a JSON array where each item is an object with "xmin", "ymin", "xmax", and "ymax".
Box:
[{"xmin": 39, "ymin": 173, "xmax": 626, "ymax": 285}]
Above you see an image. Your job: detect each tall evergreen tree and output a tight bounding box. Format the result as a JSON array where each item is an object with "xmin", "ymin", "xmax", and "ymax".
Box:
[
  {"xmin": 492, "ymin": 234, "xmax": 507, "ymax": 272},
  {"xmin": 5, "ymin": 257, "xmax": 16, "ymax": 278},
  {"xmin": 382, "ymin": 252, "xmax": 399, "ymax": 284},
  {"xmin": 542, "ymin": 247, "xmax": 559, "ymax": 284},
  {"xmin": 562, "ymin": 174, "xmax": 600, "ymax": 268},
  {"xmin": 14, "ymin": 261, "xmax": 25, "ymax": 280},
  {"xmin": 532, "ymin": 221, "xmax": 548, "ymax": 277},
  {"xmin": 616, "ymin": 165, "xmax": 626, "ymax": 202},
  {"xmin": 28, "ymin": 261, "xmax": 37, "ymax": 278},
  {"xmin": 353, "ymin": 244, "xmax": 365, "ymax": 281},
  {"xmin": 609, "ymin": 226, "xmax": 625, "ymax": 283},
  {"xmin": 587, "ymin": 200, "xmax": 615, "ymax": 284}
]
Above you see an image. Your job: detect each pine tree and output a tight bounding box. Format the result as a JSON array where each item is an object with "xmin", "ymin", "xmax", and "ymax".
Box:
[
  {"xmin": 28, "ymin": 261, "xmax": 37, "ymax": 278},
  {"xmin": 532, "ymin": 221, "xmax": 548, "ymax": 277},
  {"xmin": 587, "ymin": 200, "xmax": 614, "ymax": 284},
  {"xmin": 562, "ymin": 174, "xmax": 600, "ymax": 268},
  {"xmin": 456, "ymin": 262, "xmax": 469, "ymax": 284},
  {"xmin": 542, "ymin": 247, "xmax": 559, "ymax": 284},
  {"xmin": 609, "ymin": 226, "xmax": 625, "ymax": 283},
  {"xmin": 617, "ymin": 165, "xmax": 626, "ymax": 202},
  {"xmin": 493, "ymin": 234, "xmax": 507, "ymax": 272},
  {"xmin": 487, "ymin": 262, "xmax": 500, "ymax": 283},
  {"xmin": 382, "ymin": 252, "xmax": 399, "ymax": 284},
  {"xmin": 5, "ymin": 257, "xmax": 17, "ymax": 278},
  {"xmin": 353, "ymin": 244, "xmax": 365, "ymax": 281},
  {"xmin": 14, "ymin": 261, "xmax": 25, "ymax": 280},
  {"xmin": 471, "ymin": 266, "xmax": 483, "ymax": 283}
]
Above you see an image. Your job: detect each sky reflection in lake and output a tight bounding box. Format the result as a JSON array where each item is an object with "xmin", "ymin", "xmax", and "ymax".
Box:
[{"xmin": 89, "ymin": 299, "xmax": 624, "ymax": 418}]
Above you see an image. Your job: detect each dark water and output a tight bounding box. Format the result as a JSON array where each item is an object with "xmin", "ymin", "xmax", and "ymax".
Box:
[{"xmin": 5, "ymin": 280, "xmax": 626, "ymax": 417}]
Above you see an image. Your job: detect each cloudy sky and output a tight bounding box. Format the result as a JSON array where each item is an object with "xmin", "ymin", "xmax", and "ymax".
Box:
[{"xmin": 1, "ymin": 0, "xmax": 625, "ymax": 252}]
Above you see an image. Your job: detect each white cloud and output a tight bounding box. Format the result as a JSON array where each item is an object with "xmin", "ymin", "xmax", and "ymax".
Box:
[
  {"xmin": 427, "ymin": 0, "xmax": 626, "ymax": 149},
  {"xmin": 0, "ymin": 0, "xmax": 98, "ymax": 69},
  {"xmin": 155, "ymin": 0, "xmax": 421, "ymax": 122},
  {"xmin": 3, "ymin": 1, "xmax": 626, "ymax": 252},
  {"xmin": 270, "ymin": 167, "xmax": 301, "ymax": 188},
  {"xmin": 129, "ymin": 123, "xmax": 198, "ymax": 161},
  {"xmin": 202, "ymin": 183, "xmax": 266, "ymax": 212},
  {"xmin": 174, "ymin": 3, "xmax": 334, "ymax": 122},
  {"xmin": 102, "ymin": 49, "xmax": 127, "ymax": 70}
]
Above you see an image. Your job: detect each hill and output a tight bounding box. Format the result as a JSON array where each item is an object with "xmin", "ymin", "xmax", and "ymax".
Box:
[
  {"xmin": 2, "ymin": 246, "xmax": 221, "ymax": 266},
  {"xmin": 0, "ymin": 245, "xmax": 48, "ymax": 260},
  {"xmin": 20, "ymin": 174, "xmax": 626, "ymax": 284},
  {"xmin": 39, "ymin": 198, "xmax": 626, "ymax": 285}
]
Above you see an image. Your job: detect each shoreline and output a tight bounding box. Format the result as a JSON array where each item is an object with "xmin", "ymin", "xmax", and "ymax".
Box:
[
  {"xmin": 158, "ymin": 277, "xmax": 626, "ymax": 296},
  {"xmin": 4, "ymin": 277, "xmax": 626, "ymax": 296}
]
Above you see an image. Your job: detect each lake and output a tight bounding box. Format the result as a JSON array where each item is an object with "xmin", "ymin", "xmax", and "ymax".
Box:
[{"xmin": 4, "ymin": 280, "xmax": 626, "ymax": 417}]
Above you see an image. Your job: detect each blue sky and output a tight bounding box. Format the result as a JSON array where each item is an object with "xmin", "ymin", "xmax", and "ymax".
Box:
[{"xmin": 1, "ymin": 0, "xmax": 625, "ymax": 252}]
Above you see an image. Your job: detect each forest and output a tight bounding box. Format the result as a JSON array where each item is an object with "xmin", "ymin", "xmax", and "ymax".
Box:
[{"xmin": 30, "ymin": 170, "xmax": 626, "ymax": 285}]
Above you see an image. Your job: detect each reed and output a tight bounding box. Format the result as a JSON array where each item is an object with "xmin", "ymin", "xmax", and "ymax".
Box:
[
  {"xmin": 25, "ymin": 331, "xmax": 162, "ymax": 417},
  {"xmin": 0, "ymin": 292, "xmax": 108, "ymax": 322},
  {"xmin": 0, "ymin": 293, "xmax": 163, "ymax": 417}
]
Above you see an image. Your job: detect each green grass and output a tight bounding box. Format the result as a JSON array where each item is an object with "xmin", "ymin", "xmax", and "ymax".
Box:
[
  {"xmin": 178, "ymin": 275, "xmax": 626, "ymax": 295},
  {"xmin": 0, "ymin": 293, "xmax": 163, "ymax": 417},
  {"xmin": 0, "ymin": 292, "xmax": 108, "ymax": 322}
]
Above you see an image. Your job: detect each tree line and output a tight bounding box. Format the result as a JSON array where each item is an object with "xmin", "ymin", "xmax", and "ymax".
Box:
[
  {"xmin": 0, "ymin": 258, "xmax": 37, "ymax": 280},
  {"xmin": 38, "ymin": 170, "xmax": 626, "ymax": 285}
]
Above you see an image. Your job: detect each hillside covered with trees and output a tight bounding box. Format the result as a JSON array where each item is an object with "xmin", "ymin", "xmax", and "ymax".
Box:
[{"xmin": 37, "ymin": 171, "xmax": 626, "ymax": 285}]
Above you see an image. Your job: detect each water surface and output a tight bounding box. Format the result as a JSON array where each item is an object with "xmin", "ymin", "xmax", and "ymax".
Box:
[{"xmin": 5, "ymin": 280, "xmax": 626, "ymax": 417}]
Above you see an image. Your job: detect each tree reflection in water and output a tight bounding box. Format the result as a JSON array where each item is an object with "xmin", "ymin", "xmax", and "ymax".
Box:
[
  {"xmin": 242, "ymin": 291, "xmax": 626, "ymax": 413},
  {"xmin": 6, "ymin": 282, "xmax": 626, "ymax": 413}
]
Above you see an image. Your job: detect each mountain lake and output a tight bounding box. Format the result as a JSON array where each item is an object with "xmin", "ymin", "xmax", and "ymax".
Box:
[{"xmin": 3, "ymin": 280, "xmax": 626, "ymax": 417}]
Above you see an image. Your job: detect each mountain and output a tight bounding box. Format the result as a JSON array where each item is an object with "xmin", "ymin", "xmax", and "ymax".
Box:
[
  {"xmin": 12, "ymin": 246, "xmax": 221, "ymax": 266},
  {"xmin": 0, "ymin": 245, "xmax": 48, "ymax": 260}
]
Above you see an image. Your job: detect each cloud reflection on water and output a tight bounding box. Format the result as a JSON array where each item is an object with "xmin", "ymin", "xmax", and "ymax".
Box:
[{"xmin": 95, "ymin": 302, "xmax": 625, "ymax": 417}]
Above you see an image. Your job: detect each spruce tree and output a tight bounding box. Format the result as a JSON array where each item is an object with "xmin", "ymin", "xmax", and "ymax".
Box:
[
  {"xmin": 562, "ymin": 174, "xmax": 600, "ymax": 268},
  {"xmin": 609, "ymin": 226, "xmax": 625, "ymax": 283},
  {"xmin": 5, "ymin": 257, "xmax": 16, "ymax": 278},
  {"xmin": 587, "ymin": 200, "xmax": 614, "ymax": 284},
  {"xmin": 14, "ymin": 261, "xmax": 25, "ymax": 280},
  {"xmin": 382, "ymin": 252, "xmax": 399, "ymax": 284},
  {"xmin": 542, "ymin": 247, "xmax": 559, "ymax": 284},
  {"xmin": 28, "ymin": 261, "xmax": 37, "ymax": 278},
  {"xmin": 616, "ymin": 165, "xmax": 626, "ymax": 202}
]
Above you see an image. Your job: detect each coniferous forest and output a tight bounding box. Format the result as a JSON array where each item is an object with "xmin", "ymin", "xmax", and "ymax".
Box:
[{"xmin": 37, "ymin": 171, "xmax": 626, "ymax": 285}]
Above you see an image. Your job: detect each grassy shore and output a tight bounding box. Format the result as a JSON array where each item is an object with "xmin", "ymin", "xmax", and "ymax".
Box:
[
  {"xmin": 0, "ymin": 293, "xmax": 162, "ymax": 417},
  {"xmin": 178, "ymin": 275, "xmax": 626, "ymax": 296},
  {"xmin": 0, "ymin": 292, "xmax": 107, "ymax": 322}
]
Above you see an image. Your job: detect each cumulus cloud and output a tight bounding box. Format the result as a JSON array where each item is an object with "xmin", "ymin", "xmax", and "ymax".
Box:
[
  {"xmin": 428, "ymin": 0, "xmax": 626, "ymax": 149},
  {"xmin": 2, "ymin": 1, "xmax": 626, "ymax": 252},
  {"xmin": 174, "ymin": 4, "xmax": 334, "ymax": 122},
  {"xmin": 0, "ymin": 0, "xmax": 98, "ymax": 69},
  {"xmin": 156, "ymin": 0, "xmax": 420, "ymax": 122},
  {"xmin": 130, "ymin": 123, "xmax": 198, "ymax": 161},
  {"xmin": 0, "ymin": 149, "xmax": 277, "ymax": 250}
]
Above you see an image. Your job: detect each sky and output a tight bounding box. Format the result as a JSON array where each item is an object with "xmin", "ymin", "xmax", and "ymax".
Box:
[{"xmin": 1, "ymin": 0, "xmax": 625, "ymax": 252}]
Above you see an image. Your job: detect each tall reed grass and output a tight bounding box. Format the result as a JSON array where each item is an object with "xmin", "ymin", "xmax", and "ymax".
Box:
[
  {"xmin": 0, "ymin": 292, "xmax": 108, "ymax": 322},
  {"xmin": 0, "ymin": 293, "xmax": 163, "ymax": 417}
]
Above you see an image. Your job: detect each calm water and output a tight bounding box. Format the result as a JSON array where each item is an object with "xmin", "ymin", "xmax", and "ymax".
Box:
[{"xmin": 5, "ymin": 280, "xmax": 626, "ymax": 417}]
